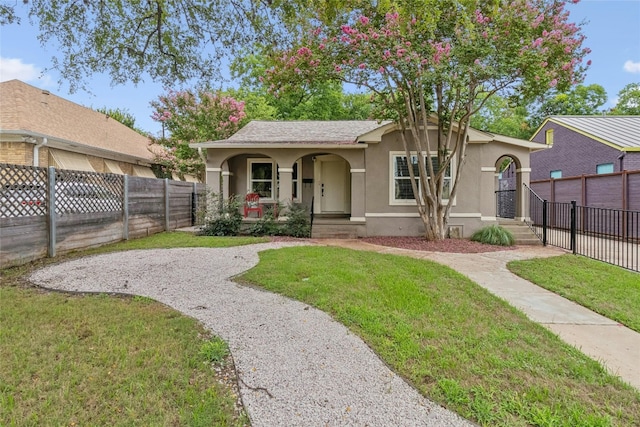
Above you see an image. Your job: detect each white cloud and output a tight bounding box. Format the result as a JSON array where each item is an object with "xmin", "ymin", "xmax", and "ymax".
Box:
[
  {"xmin": 0, "ymin": 57, "xmax": 52, "ymax": 85},
  {"xmin": 623, "ymin": 60, "xmax": 640, "ymax": 74}
]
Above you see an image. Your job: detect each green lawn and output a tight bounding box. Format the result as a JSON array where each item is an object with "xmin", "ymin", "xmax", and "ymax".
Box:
[
  {"xmin": 0, "ymin": 232, "xmax": 258, "ymax": 426},
  {"xmin": 508, "ymin": 255, "xmax": 640, "ymax": 333},
  {"xmin": 3, "ymin": 234, "xmax": 639, "ymax": 426},
  {"xmin": 238, "ymin": 246, "xmax": 640, "ymax": 427}
]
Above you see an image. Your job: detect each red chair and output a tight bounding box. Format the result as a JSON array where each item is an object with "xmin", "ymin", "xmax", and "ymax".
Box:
[{"xmin": 244, "ymin": 193, "xmax": 263, "ymax": 218}]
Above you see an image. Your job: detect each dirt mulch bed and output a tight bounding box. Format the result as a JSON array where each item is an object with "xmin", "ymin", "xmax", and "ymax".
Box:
[
  {"xmin": 270, "ymin": 235, "xmax": 515, "ymax": 253},
  {"xmin": 360, "ymin": 236, "xmax": 517, "ymax": 253}
]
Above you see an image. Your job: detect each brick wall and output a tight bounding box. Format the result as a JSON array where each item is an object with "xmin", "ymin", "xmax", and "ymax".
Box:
[
  {"xmin": 0, "ymin": 142, "xmax": 33, "ymax": 165},
  {"xmin": 623, "ymin": 152, "xmax": 640, "ymax": 171},
  {"xmin": 531, "ymin": 122, "xmax": 622, "ymax": 180}
]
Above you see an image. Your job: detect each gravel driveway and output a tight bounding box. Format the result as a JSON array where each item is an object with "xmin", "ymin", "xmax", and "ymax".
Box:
[{"xmin": 29, "ymin": 242, "xmax": 474, "ymax": 427}]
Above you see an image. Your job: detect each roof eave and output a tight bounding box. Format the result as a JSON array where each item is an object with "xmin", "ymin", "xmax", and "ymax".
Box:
[
  {"xmin": 190, "ymin": 142, "xmax": 369, "ymax": 149},
  {"xmin": 1, "ymin": 129, "xmax": 155, "ymax": 165}
]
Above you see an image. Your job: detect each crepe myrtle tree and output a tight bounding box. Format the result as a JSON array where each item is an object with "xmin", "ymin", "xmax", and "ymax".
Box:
[
  {"xmin": 149, "ymin": 88, "xmax": 246, "ymax": 179},
  {"xmin": 264, "ymin": 0, "xmax": 590, "ymax": 240}
]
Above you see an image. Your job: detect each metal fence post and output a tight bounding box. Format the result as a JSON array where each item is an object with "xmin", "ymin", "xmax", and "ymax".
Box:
[
  {"xmin": 542, "ymin": 199, "xmax": 547, "ymax": 246},
  {"xmin": 47, "ymin": 166, "xmax": 56, "ymax": 257},
  {"xmin": 123, "ymin": 175, "xmax": 129, "ymax": 240},
  {"xmin": 570, "ymin": 200, "xmax": 577, "ymax": 254}
]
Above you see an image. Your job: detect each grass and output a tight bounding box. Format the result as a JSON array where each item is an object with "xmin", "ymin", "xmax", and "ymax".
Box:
[
  {"xmin": 238, "ymin": 246, "xmax": 640, "ymax": 427},
  {"xmin": 80, "ymin": 231, "xmax": 268, "ymax": 253},
  {"xmin": 508, "ymin": 254, "xmax": 640, "ymax": 333},
  {"xmin": 0, "ymin": 232, "xmax": 257, "ymax": 426}
]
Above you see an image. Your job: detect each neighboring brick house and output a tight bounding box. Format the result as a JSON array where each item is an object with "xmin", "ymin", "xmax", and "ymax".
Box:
[
  {"xmin": 530, "ymin": 116, "xmax": 640, "ymax": 180},
  {"xmin": 0, "ymin": 79, "xmax": 158, "ymax": 178}
]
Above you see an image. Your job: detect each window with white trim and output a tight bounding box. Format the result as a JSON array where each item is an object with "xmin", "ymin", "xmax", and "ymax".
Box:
[
  {"xmin": 248, "ymin": 159, "xmax": 301, "ymax": 200},
  {"xmin": 249, "ymin": 160, "xmax": 274, "ymax": 198},
  {"xmin": 390, "ymin": 152, "xmax": 452, "ymax": 204}
]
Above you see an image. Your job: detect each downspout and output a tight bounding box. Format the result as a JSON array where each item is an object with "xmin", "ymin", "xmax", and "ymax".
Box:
[{"xmin": 33, "ymin": 137, "xmax": 48, "ymax": 167}]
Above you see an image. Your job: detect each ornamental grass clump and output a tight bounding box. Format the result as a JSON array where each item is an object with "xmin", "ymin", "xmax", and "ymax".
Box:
[{"xmin": 470, "ymin": 225, "xmax": 515, "ymax": 246}]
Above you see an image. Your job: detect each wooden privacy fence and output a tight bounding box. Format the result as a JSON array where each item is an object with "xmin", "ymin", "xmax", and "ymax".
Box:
[
  {"xmin": 0, "ymin": 163, "xmax": 205, "ymax": 268},
  {"xmin": 530, "ymin": 170, "xmax": 640, "ymax": 211}
]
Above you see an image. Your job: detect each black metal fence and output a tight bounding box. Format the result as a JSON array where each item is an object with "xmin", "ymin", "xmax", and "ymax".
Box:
[
  {"xmin": 495, "ymin": 189, "xmax": 515, "ymax": 219},
  {"xmin": 524, "ymin": 184, "xmax": 639, "ymax": 272}
]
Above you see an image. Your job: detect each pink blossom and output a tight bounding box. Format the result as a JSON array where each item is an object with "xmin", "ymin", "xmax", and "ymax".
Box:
[
  {"xmin": 474, "ymin": 59, "xmax": 481, "ymax": 65},
  {"xmin": 532, "ymin": 37, "xmax": 543, "ymax": 48},
  {"xmin": 229, "ymin": 115, "xmax": 239, "ymax": 123},
  {"xmin": 334, "ymin": 65, "xmax": 342, "ymax": 72},
  {"xmin": 359, "ymin": 16, "xmax": 370, "ymax": 25},
  {"xmin": 587, "ymin": 59, "xmax": 592, "ymax": 66},
  {"xmin": 358, "ymin": 63, "xmax": 366, "ymax": 69},
  {"xmin": 549, "ymin": 79, "xmax": 558, "ymax": 88}
]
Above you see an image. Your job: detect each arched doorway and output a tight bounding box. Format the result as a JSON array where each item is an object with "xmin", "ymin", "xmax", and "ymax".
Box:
[{"xmin": 495, "ymin": 155, "xmax": 521, "ymax": 219}]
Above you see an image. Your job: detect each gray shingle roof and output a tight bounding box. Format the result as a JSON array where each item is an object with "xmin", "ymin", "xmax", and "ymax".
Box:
[
  {"xmin": 223, "ymin": 120, "xmax": 390, "ymax": 144},
  {"xmin": 549, "ymin": 116, "xmax": 640, "ymax": 150}
]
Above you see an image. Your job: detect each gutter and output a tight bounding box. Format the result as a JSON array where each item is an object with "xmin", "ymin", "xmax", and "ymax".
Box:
[{"xmin": 33, "ymin": 137, "xmax": 48, "ymax": 167}]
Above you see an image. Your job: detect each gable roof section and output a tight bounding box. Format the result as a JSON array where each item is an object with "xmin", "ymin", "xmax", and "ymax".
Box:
[
  {"xmin": 192, "ymin": 119, "xmax": 544, "ymax": 152},
  {"xmin": 191, "ymin": 120, "xmax": 393, "ymax": 148},
  {"xmin": 0, "ymin": 79, "xmax": 155, "ymax": 162},
  {"xmin": 535, "ymin": 116, "xmax": 640, "ymax": 151}
]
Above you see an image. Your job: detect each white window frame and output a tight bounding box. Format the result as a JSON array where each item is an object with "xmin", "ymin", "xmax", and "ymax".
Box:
[
  {"xmin": 247, "ymin": 158, "xmax": 302, "ymax": 202},
  {"xmin": 389, "ymin": 151, "xmax": 454, "ymax": 206}
]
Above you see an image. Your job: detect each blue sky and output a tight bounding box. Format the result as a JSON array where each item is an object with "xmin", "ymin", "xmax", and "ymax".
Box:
[{"xmin": 1, "ymin": 0, "xmax": 639, "ymax": 135}]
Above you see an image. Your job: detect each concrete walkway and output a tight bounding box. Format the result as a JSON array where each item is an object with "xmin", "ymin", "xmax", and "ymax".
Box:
[{"xmin": 317, "ymin": 240, "xmax": 640, "ymax": 390}]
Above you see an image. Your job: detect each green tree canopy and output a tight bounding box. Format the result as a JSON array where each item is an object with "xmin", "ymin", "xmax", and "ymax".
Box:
[
  {"xmin": 610, "ymin": 82, "xmax": 640, "ymax": 115},
  {"xmin": 231, "ymin": 50, "xmax": 373, "ymax": 120},
  {"xmin": 470, "ymin": 95, "xmax": 532, "ymax": 140},
  {"xmin": 528, "ymin": 83, "xmax": 607, "ymax": 129},
  {"xmin": 95, "ymin": 107, "xmax": 140, "ymax": 132}
]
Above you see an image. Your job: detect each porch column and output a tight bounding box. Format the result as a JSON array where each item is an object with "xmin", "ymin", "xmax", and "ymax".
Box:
[
  {"xmin": 278, "ymin": 167, "xmax": 294, "ymax": 211},
  {"xmin": 221, "ymin": 171, "xmax": 232, "ymax": 199},
  {"xmin": 516, "ymin": 167, "xmax": 531, "ymax": 221},
  {"xmin": 480, "ymin": 167, "xmax": 497, "ymax": 221},
  {"xmin": 350, "ymin": 168, "xmax": 366, "ymax": 221},
  {"xmin": 206, "ymin": 167, "xmax": 222, "ymax": 195}
]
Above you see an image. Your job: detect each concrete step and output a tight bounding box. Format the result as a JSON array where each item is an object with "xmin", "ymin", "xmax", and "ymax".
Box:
[
  {"xmin": 311, "ymin": 223, "xmax": 360, "ymax": 239},
  {"xmin": 498, "ymin": 221, "xmax": 542, "ymax": 245}
]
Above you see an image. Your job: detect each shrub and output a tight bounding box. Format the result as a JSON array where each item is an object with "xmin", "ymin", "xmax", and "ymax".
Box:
[
  {"xmin": 248, "ymin": 212, "xmax": 281, "ymax": 236},
  {"xmin": 199, "ymin": 192, "xmax": 243, "ymax": 236},
  {"xmin": 280, "ymin": 202, "xmax": 311, "ymax": 237},
  {"xmin": 470, "ymin": 225, "xmax": 515, "ymax": 246}
]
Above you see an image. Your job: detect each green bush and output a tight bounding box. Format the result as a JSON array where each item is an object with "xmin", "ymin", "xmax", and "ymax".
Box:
[
  {"xmin": 470, "ymin": 225, "xmax": 515, "ymax": 246},
  {"xmin": 199, "ymin": 193, "xmax": 243, "ymax": 236},
  {"xmin": 280, "ymin": 202, "xmax": 311, "ymax": 237},
  {"xmin": 248, "ymin": 212, "xmax": 281, "ymax": 236}
]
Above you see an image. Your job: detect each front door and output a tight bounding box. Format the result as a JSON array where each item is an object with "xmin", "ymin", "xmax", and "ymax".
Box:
[{"xmin": 315, "ymin": 156, "xmax": 349, "ymax": 213}]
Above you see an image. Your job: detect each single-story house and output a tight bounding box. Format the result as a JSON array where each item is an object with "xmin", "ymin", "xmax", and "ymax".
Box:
[
  {"xmin": 530, "ymin": 115, "xmax": 640, "ymax": 180},
  {"xmin": 0, "ymin": 79, "xmax": 158, "ymax": 178},
  {"xmin": 191, "ymin": 120, "xmax": 546, "ymax": 238}
]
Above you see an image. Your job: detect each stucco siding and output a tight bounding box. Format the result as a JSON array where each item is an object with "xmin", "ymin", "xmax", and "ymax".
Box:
[{"xmin": 531, "ymin": 122, "xmax": 622, "ymax": 180}]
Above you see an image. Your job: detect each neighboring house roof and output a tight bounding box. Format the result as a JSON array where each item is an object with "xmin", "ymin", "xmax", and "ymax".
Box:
[
  {"xmin": 0, "ymin": 79, "xmax": 155, "ymax": 163},
  {"xmin": 192, "ymin": 120, "xmax": 546, "ymax": 151},
  {"xmin": 535, "ymin": 116, "xmax": 640, "ymax": 151}
]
